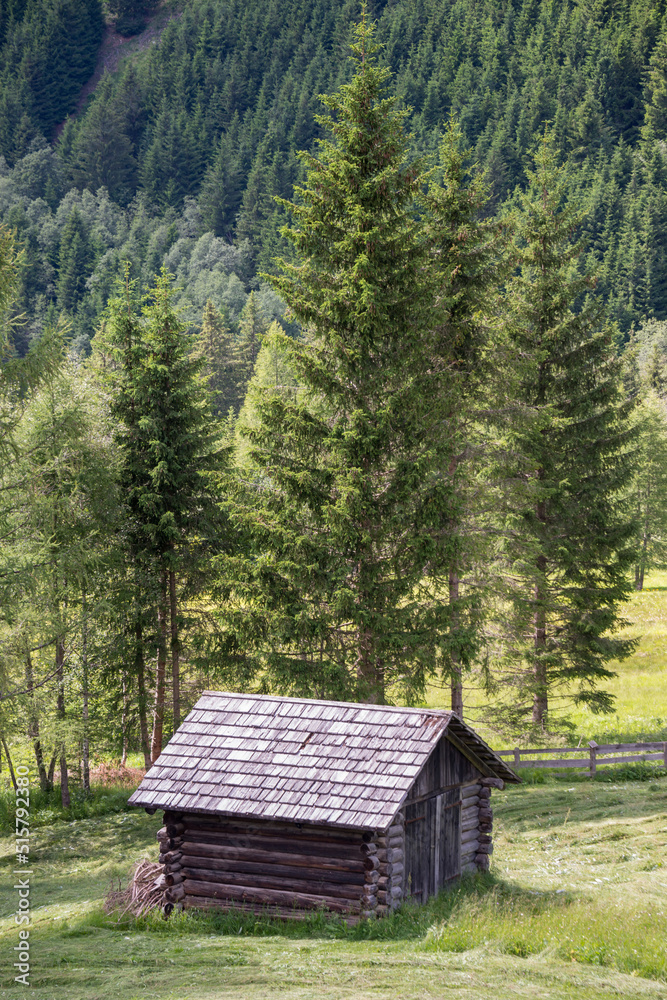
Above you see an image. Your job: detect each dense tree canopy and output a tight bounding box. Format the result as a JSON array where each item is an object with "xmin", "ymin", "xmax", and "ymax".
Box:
[{"xmin": 0, "ymin": 1, "xmax": 665, "ymax": 793}]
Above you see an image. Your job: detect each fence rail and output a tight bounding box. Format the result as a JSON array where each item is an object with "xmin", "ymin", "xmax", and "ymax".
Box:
[{"xmin": 495, "ymin": 741, "xmax": 667, "ymax": 777}]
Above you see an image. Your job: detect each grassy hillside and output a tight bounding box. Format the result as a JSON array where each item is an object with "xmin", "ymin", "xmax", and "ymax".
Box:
[
  {"xmin": 425, "ymin": 570, "xmax": 667, "ymax": 749},
  {"xmin": 0, "ymin": 779, "xmax": 665, "ymax": 999}
]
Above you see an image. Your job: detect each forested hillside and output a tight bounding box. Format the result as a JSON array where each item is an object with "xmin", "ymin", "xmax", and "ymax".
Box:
[
  {"xmin": 2, "ymin": 0, "xmax": 667, "ymax": 354},
  {"xmin": 4, "ymin": 1, "xmax": 667, "ymax": 795}
]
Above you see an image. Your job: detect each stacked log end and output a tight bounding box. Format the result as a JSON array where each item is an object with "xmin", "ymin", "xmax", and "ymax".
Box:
[
  {"xmin": 373, "ymin": 815, "xmax": 405, "ymax": 917},
  {"xmin": 460, "ymin": 776, "xmax": 504, "ymax": 873},
  {"xmin": 157, "ymin": 811, "xmax": 186, "ymax": 915}
]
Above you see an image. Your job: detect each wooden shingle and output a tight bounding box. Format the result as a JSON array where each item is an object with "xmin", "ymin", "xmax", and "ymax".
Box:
[{"xmin": 129, "ymin": 691, "xmax": 516, "ymax": 830}]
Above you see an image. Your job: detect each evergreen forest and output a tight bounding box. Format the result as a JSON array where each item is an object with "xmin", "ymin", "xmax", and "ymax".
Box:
[{"xmin": 2, "ymin": 0, "xmax": 667, "ymax": 798}]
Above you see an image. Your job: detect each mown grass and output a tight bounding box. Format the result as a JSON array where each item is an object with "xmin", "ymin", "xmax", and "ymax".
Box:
[{"xmin": 1, "ymin": 780, "xmax": 666, "ymax": 999}]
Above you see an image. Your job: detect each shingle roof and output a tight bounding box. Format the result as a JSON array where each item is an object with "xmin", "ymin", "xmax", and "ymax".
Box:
[{"xmin": 128, "ymin": 691, "xmax": 518, "ymax": 830}]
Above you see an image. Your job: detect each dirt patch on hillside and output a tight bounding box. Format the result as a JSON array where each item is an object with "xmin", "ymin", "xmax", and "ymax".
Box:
[{"xmin": 56, "ymin": 6, "xmax": 181, "ymax": 134}]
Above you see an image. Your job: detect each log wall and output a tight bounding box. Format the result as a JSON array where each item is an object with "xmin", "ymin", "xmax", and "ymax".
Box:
[
  {"xmin": 374, "ymin": 816, "xmax": 404, "ymax": 917},
  {"xmin": 157, "ymin": 812, "xmax": 379, "ymax": 920},
  {"xmin": 460, "ymin": 775, "xmax": 503, "ymax": 873}
]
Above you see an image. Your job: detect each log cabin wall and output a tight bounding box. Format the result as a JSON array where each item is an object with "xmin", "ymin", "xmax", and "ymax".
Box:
[
  {"xmin": 158, "ymin": 810, "xmax": 378, "ymax": 919},
  {"xmin": 460, "ymin": 776, "xmax": 501, "ymax": 873},
  {"xmin": 402, "ymin": 737, "xmax": 488, "ymax": 903}
]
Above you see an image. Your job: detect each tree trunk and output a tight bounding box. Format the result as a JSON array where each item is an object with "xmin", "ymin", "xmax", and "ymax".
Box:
[
  {"xmin": 0, "ymin": 734, "xmax": 17, "ymax": 791},
  {"xmin": 56, "ymin": 636, "xmax": 70, "ymax": 809},
  {"xmin": 150, "ymin": 569, "xmax": 168, "ymax": 763},
  {"xmin": 532, "ymin": 551, "xmax": 548, "ymax": 727},
  {"xmin": 449, "ymin": 569, "xmax": 463, "ymax": 717},
  {"xmin": 169, "ymin": 567, "xmax": 180, "ymax": 731},
  {"xmin": 356, "ymin": 627, "xmax": 383, "ymax": 704},
  {"xmin": 121, "ymin": 670, "xmax": 129, "ymax": 767},
  {"xmin": 135, "ymin": 619, "xmax": 152, "ymax": 769},
  {"xmin": 82, "ymin": 588, "xmax": 90, "ymax": 793},
  {"xmin": 636, "ymin": 514, "xmax": 649, "ymax": 591},
  {"xmin": 24, "ymin": 649, "xmax": 50, "ymax": 791}
]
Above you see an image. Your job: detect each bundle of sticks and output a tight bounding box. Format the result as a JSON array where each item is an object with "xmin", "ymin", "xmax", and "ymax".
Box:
[{"xmin": 104, "ymin": 859, "xmax": 168, "ymax": 918}]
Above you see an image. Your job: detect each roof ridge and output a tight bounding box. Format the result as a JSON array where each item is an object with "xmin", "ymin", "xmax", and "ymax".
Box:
[{"xmin": 200, "ymin": 690, "xmax": 454, "ymax": 717}]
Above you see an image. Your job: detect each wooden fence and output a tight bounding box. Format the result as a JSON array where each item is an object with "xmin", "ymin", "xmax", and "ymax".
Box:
[{"xmin": 496, "ymin": 741, "xmax": 667, "ymax": 777}]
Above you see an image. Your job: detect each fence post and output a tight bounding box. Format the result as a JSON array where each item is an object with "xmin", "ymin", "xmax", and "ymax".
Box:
[
  {"xmin": 589, "ymin": 740, "xmax": 598, "ymax": 778},
  {"xmin": 663, "ymin": 742, "xmax": 667, "ymax": 771},
  {"xmin": 514, "ymin": 747, "xmax": 521, "ymax": 770}
]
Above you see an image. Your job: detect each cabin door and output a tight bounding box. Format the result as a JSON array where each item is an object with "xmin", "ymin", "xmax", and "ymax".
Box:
[{"xmin": 404, "ymin": 789, "xmax": 461, "ymax": 903}]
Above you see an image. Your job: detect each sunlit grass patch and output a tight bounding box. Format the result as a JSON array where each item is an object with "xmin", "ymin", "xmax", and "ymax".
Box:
[{"xmin": 423, "ymin": 883, "xmax": 667, "ymax": 981}]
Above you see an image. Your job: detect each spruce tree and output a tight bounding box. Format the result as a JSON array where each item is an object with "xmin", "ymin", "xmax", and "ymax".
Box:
[
  {"xmin": 193, "ymin": 298, "xmax": 240, "ymax": 415},
  {"xmin": 216, "ymin": 11, "xmax": 457, "ymax": 704},
  {"xmin": 235, "ymin": 290, "xmax": 267, "ymax": 401},
  {"xmin": 499, "ymin": 132, "xmax": 637, "ymax": 730},
  {"xmin": 424, "ymin": 120, "xmax": 507, "ymax": 715},
  {"xmin": 57, "ymin": 209, "xmax": 92, "ymax": 313},
  {"xmin": 104, "ymin": 269, "xmax": 224, "ymax": 756}
]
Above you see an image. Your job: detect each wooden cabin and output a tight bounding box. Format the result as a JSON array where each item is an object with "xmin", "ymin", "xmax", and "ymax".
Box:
[{"xmin": 129, "ymin": 692, "xmax": 519, "ymax": 919}]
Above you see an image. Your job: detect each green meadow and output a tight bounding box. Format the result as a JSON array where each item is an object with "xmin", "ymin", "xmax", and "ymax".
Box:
[
  {"xmin": 426, "ymin": 571, "xmax": 667, "ymax": 749},
  {"xmin": 1, "ymin": 575, "xmax": 666, "ymax": 1000},
  {"xmin": 0, "ymin": 779, "xmax": 665, "ymax": 1000}
]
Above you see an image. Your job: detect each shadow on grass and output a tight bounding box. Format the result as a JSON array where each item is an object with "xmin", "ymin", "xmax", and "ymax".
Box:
[{"xmin": 75, "ymin": 872, "xmax": 573, "ymax": 943}]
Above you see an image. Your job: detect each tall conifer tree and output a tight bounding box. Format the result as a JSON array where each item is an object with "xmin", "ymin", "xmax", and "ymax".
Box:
[
  {"xmin": 104, "ymin": 269, "xmax": 224, "ymax": 757},
  {"xmin": 499, "ymin": 133, "xmax": 637, "ymax": 729},
  {"xmin": 193, "ymin": 299, "xmax": 240, "ymax": 415},
  {"xmin": 216, "ymin": 9, "xmax": 458, "ymax": 704},
  {"xmin": 424, "ymin": 121, "xmax": 507, "ymax": 715}
]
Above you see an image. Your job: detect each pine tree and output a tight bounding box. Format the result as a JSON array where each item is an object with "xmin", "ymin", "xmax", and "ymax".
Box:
[
  {"xmin": 216, "ymin": 10, "xmax": 457, "ymax": 704},
  {"xmin": 499, "ymin": 132, "xmax": 638, "ymax": 730},
  {"xmin": 633, "ymin": 391, "xmax": 667, "ymax": 590},
  {"xmin": 193, "ymin": 298, "xmax": 240, "ymax": 415},
  {"xmin": 104, "ymin": 269, "xmax": 224, "ymax": 756}
]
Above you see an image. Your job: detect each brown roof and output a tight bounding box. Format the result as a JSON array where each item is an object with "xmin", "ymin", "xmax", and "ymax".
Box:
[{"xmin": 128, "ymin": 691, "xmax": 518, "ymax": 830}]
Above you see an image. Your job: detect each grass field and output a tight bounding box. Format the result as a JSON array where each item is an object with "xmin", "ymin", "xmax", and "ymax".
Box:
[
  {"xmin": 0, "ymin": 778, "xmax": 666, "ymax": 999},
  {"xmin": 424, "ymin": 570, "xmax": 667, "ymax": 748},
  {"xmin": 0, "ymin": 574, "xmax": 666, "ymax": 999}
]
